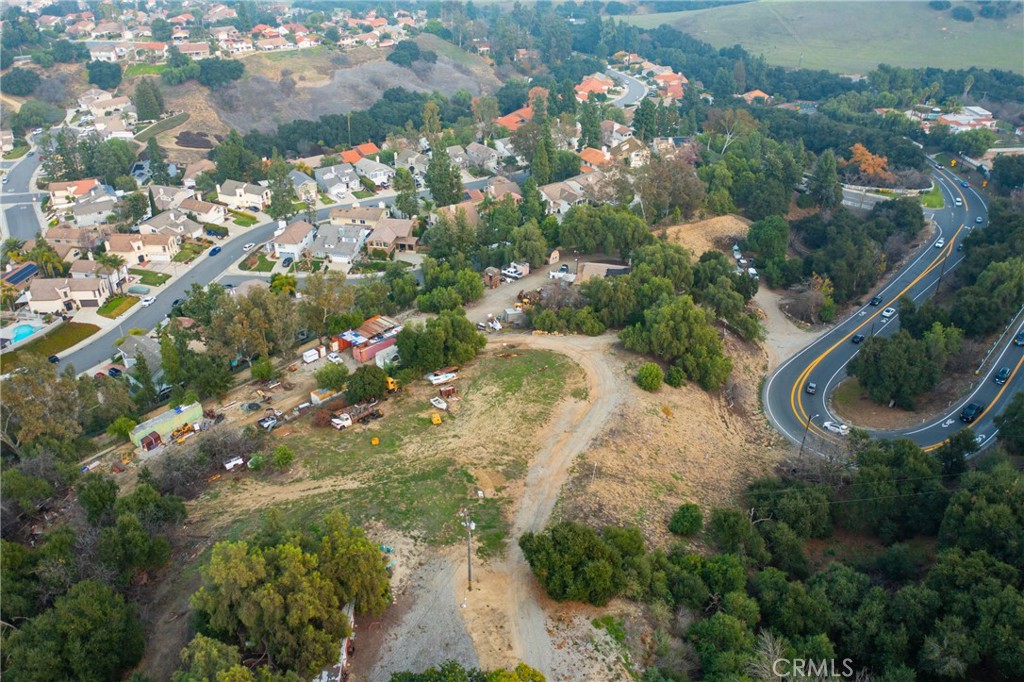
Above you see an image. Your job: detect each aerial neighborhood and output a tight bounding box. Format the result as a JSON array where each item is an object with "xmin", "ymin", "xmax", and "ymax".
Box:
[{"xmin": 1, "ymin": 2, "xmax": 1023, "ymax": 682}]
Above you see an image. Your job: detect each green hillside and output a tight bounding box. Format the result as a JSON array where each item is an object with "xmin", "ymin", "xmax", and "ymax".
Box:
[{"xmin": 623, "ymin": 0, "xmax": 1024, "ymax": 74}]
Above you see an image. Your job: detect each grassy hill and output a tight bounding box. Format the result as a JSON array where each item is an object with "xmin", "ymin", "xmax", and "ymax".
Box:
[{"xmin": 623, "ymin": 0, "xmax": 1024, "ymax": 74}]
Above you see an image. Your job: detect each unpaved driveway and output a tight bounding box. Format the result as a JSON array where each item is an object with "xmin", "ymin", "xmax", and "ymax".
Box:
[{"xmin": 460, "ymin": 333, "xmax": 626, "ymax": 676}]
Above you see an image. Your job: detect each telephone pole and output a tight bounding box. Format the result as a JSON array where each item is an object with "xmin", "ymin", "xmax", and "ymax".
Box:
[
  {"xmin": 460, "ymin": 508, "xmax": 475, "ymax": 592},
  {"xmin": 799, "ymin": 413, "xmax": 820, "ymax": 458}
]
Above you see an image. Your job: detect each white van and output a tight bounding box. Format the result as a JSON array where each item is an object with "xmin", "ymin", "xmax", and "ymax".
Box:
[{"xmin": 302, "ymin": 348, "xmax": 320, "ymax": 364}]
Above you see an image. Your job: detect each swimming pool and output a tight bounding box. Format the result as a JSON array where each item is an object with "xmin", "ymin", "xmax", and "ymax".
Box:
[{"xmin": 11, "ymin": 324, "xmax": 41, "ymax": 343}]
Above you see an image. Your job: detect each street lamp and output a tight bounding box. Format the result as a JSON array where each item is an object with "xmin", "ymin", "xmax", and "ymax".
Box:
[
  {"xmin": 460, "ymin": 508, "xmax": 475, "ymax": 592},
  {"xmin": 798, "ymin": 413, "xmax": 820, "ymax": 458}
]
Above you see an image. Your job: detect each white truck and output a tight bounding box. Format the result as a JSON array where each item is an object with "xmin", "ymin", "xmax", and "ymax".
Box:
[{"xmin": 331, "ymin": 401, "xmax": 383, "ymax": 430}]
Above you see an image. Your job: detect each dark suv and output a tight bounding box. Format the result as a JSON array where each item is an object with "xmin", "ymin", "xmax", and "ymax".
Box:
[
  {"xmin": 960, "ymin": 403, "xmax": 984, "ymax": 423},
  {"xmin": 994, "ymin": 367, "xmax": 1010, "ymax": 385},
  {"xmin": 1015, "ymin": 330, "xmax": 1024, "ymax": 346}
]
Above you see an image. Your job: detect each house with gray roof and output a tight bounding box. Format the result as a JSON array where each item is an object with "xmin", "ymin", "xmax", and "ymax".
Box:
[
  {"xmin": 314, "ymin": 163, "xmax": 360, "ymax": 200},
  {"xmin": 354, "ymin": 157, "xmax": 395, "ymax": 187},
  {"xmin": 289, "ymin": 170, "xmax": 318, "ymax": 203},
  {"xmin": 311, "ymin": 224, "xmax": 370, "ymax": 264}
]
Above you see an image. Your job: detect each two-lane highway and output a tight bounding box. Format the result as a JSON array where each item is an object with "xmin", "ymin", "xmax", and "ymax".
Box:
[
  {"xmin": 764, "ymin": 170, "xmax": 1021, "ymax": 453},
  {"xmin": 1, "ymin": 146, "xmax": 45, "ymax": 240}
]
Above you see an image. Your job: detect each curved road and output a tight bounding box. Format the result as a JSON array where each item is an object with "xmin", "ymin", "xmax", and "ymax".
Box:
[{"xmin": 764, "ymin": 169, "xmax": 1022, "ymax": 453}]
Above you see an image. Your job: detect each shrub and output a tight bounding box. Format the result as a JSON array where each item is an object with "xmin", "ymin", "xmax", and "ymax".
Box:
[
  {"xmin": 635, "ymin": 363, "xmax": 664, "ymax": 392},
  {"xmin": 669, "ymin": 503, "xmax": 703, "ymax": 536},
  {"xmin": 312, "ymin": 408, "xmax": 334, "ymax": 428},
  {"xmin": 665, "ymin": 366, "xmax": 685, "ymax": 388},
  {"xmin": 951, "ymin": 6, "xmax": 974, "ymax": 21}
]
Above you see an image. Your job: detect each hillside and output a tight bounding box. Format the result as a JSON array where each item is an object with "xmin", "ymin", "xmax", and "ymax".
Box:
[{"xmin": 624, "ymin": 0, "xmax": 1024, "ymax": 74}]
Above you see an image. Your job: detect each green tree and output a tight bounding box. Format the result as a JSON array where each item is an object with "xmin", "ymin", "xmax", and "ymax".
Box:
[
  {"xmin": 848, "ymin": 331, "xmax": 940, "ymax": 409},
  {"xmin": 425, "ymin": 146, "xmax": 462, "ymax": 207},
  {"xmin": 314, "ymin": 362, "xmax": 349, "ymax": 392},
  {"xmin": 147, "ymin": 136, "xmax": 170, "ymax": 185},
  {"xmin": 76, "ymin": 474, "xmax": 119, "ymax": 526},
  {"xmin": 132, "ymin": 78, "xmax": 164, "ymax": 121},
  {"xmin": 994, "ymin": 392, "xmax": 1024, "ymax": 454},
  {"xmin": 808, "ymin": 149, "xmax": 842, "ymax": 215},
  {"xmin": 669, "ymin": 503, "xmax": 703, "ymax": 536},
  {"xmin": 106, "ymin": 415, "xmax": 137, "ymax": 441},
  {"xmin": 86, "ymin": 60, "xmax": 122, "ymax": 89},
  {"xmin": 4, "ymin": 67, "xmax": 41, "ymax": 96},
  {"xmin": 519, "ymin": 521, "xmax": 625, "ymax": 605},
  {"xmin": 266, "ymin": 157, "xmax": 297, "ymax": 221},
  {"xmin": 151, "ymin": 17, "xmax": 172, "ymax": 41},
  {"xmin": 315, "ymin": 511, "xmax": 391, "ymax": 615},
  {"xmin": 531, "ymin": 134, "xmax": 552, "ymax": 185},
  {"xmin": 116, "ymin": 192, "xmax": 150, "ymax": 225},
  {"xmin": 633, "ymin": 97, "xmax": 658, "ymax": 142},
  {"xmin": 635, "ymin": 362, "xmax": 664, "ymax": 391},
  {"xmin": 396, "ymin": 308, "xmax": 486, "ymax": 372},
  {"xmin": 394, "ymin": 167, "xmax": 419, "ymax": 217},
  {"xmin": 98, "ymin": 512, "xmax": 171, "ymax": 579},
  {"xmin": 345, "ymin": 365, "xmax": 388, "ymax": 404},
  {"xmin": 271, "ymin": 445, "xmax": 295, "ymax": 470},
  {"xmin": 3, "ymin": 580, "xmax": 144, "ymax": 682},
  {"xmin": 250, "ymin": 356, "xmax": 277, "ymax": 382}
]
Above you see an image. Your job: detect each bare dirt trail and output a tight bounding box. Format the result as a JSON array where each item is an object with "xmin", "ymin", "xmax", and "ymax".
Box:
[{"xmin": 458, "ymin": 333, "xmax": 627, "ymax": 678}]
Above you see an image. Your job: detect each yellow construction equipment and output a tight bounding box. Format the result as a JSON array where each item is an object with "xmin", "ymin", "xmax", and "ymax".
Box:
[
  {"xmin": 386, "ymin": 377, "xmax": 399, "ymax": 393},
  {"xmin": 431, "ymin": 413, "xmax": 443, "ymax": 425}
]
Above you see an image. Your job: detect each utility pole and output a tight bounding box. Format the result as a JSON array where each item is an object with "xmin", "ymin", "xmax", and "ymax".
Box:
[
  {"xmin": 460, "ymin": 508, "xmax": 475, "ymax": 592},
  {"xmin": 798, "ymin": 413, "xmax": 820, "ymax": 458}
]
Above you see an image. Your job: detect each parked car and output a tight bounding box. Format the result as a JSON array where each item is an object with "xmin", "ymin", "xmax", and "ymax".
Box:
[
  {"xmin": 140, "ymin": 296, "xmax": 156, "ymax": 307},
  {"xmin": 327, "ymin": 352, "xmax": 343, "ymax": 364},
  {"xmin": 960, "ymin": 402, "xmax": 984, "ymax": 423},
  {"xmin": 257, "ymin": 416, "xmax": 278, "ymax": 430},
  {"xmin": 282, "ymin": 257, "xmax": 294, "ymax": 267},
  {"xmin": 870, "ymin": 295, "xmax": 883, "ymax": 306},
  {"xmin": 994, "ymin": 366, "xmax": 1010, "ymax": 385},
  {"xmin": 852, "ymin": 334, "xmax": 866, "ymax": 344},
  {"xmin": 48, "ymin": 354, "xmax": 60, "ymax": 364},
  {"xmin": 881, "ymin": 307, "xmax": 897, "ymax": 319},
  {"xmin": 805, "ymin": 382, "xmax": 817, "ymax": 395},
  {"xmin": 209, "ymin": 246, "xmax": 222, "ymax": 256},
  {"xmin": 107, "ymin": 367, "xmax": 123, "ymax": 378}
]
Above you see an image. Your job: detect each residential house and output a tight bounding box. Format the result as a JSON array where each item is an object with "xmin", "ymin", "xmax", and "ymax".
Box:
[
  {"xmin": 70, "ymin": 193, "xmax": 118, "ymax": 227},
  {"xmin": 271, "ymin": 220, "xmax": 316, "ymax": 260},
  {"xmin": 740, "ymin": 89, "xmax": 772, "ymax": 105},
  {"xmin": 539, "ymin": 181, "xmax": 584, "ymax": 215},
  {"xmin": 575, "ymin": 73, "xmax": 615, "ymax": 101},
  {"xmin": 395, "ymin": 149, "xmax": 429, "ymax": 176},
  {"xmin": 88, "ymin": 95, "xmax": 133, "ymax": 118},
  {"xmin": 288, "ymin": 170, "xmax": 318, "ymax": 204},
  {"xmin": 936, "ymin": 106, "xmax": 997, "ymax": 133},
  {"xmin": 329, "ymin": 205, "xmax": 389, "ymax": 229},
  {"xmin": 105, "ymin": 233, "xmax": 180, "ymax": 263},
  {"xmin": 216, "ymin": 180, "xmax": 270, "ymax": 211},
  {"xmin": 43, "ymin": 227, "xmax": 107, "ymax": 251},
  {"xmin": 1, "ymin": 130, "xmax": 15, "ymax": 153},
  {"xmin": 206, "ymin": 4, "xmax": 238, "ymax": 22},
  {"xmin": 315, "ymin": 163, "xmax": 360, "ymax": 199},
  {"xmin": 69, "ymin": 258, "xmax": 127, "ymax": 294},
  {"xmin": 139, "ymin": 210, "xmax": 204, "ymax": 242},
  {"xmin": 485, "ymin": 177, "xmax": 521, "ymax": 202},
  {"xmin": 578, "ymin": 147, "xmax": 612, "ymax": 170},
  {"xmin": 493, "ymin": 138, "xmax": 519, "ymax": 162},
  {"xmin": 257, "ymin": 37, "xmax": 289, "ymax": 51},
  {"xmin": 182, "ymin": 159, "xmax": 217, "ymax": 189},
  {"xmin": 26, "ymin": 277, "xmax": 111, "ymax": 314},
  {"xmin": 178, "ymin": 42, "xmax": 211, "ymax": 59},
  {"xmin": 435, "ymin": 201, "xmax": 480, "ymax": 229},
  {"xmin": 78, "ymin": 88, "xmax": 112, "ymax": 110},
  {"xmin": 465, "ymin": 142, "xmax": 499, "ymax": 172},
  {"xmin": 91, "ymin": 21, "xmax": 127, "ymax": 39},
  {"xmin": 89, "ymin": 45, "xmax": 126, "ymax": 62},
  {"xmin": 93, "ymin": 114, "xmax": 134, "ymax": 140},
  {"xmin": 118, "ymin": 335, "xmax": 163, "ymax": 383},
  {"xmin": 610, "ymin": 137, "xmax": 650, "ymax": 168},
  {"xmin": 355, "ymin": 142, "xmax": 380, "ymax": 157},
  {"xmin": 148, "ymin": 185, "xmax": 194, "ymax": 211},
  {"xmin": 340, "ymin": 149, "xmax": 363, "ymax": 165},
  {"xmin": 446, "ymin": 145, "xmax": 469, "ymax": 169},
  {"xmin": 366, "ymin": 217, "xmax": 417, "ymax": 256},
  {"xmin": 178, "ymin": 197, "xmax": 226, "ymax": 224},
  {"xmin": 494, "ymin": 106, "xmax": 533, "ymax": 133},
  {"xmin": 354, "ymin": 157, "xmax": 395, "ymax": 187},
  {"xmin": 600, "ymin": 120, "xmax": 633, "ymax": 147},
  {"xmin": 48, "ymin": 178, "xmax": 101, "ymax": 211},
  {"xmin": 311, "ymin": 224, "xmax": 370, "ymax": 264}
]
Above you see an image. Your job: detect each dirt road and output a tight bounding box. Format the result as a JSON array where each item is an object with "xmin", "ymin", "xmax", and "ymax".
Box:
[{"xmin": 459, "ymin": 333, "xmax": 626, "ymax": 677}]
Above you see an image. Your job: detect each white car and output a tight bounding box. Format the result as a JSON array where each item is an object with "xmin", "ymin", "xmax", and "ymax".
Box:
[
  {"xmin": 881, "ymin": 307, "xmax": 897, "ymax": 319},
  {"xmin": 934, "ymin": 238, "xmax": 945, "ymax": 248},
  {"xmin": 140, "ymin": 296, "xmax": 156, "ymax": 307},
  {"xmin": 823, "ymin": 421, "xmax": 850, "ymax": 436},
  {"xmin": 327, "ymin": 352, "xmax": 343, "ymax": 364},
  {"xmin": 242, "ymin": 242, "xmax": 256, "ymax": 251}
]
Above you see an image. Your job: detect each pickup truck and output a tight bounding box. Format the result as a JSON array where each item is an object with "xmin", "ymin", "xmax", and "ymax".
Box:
[{"xmin": 331, "ymin": 400, "xmax": 383, "ymax": 430}]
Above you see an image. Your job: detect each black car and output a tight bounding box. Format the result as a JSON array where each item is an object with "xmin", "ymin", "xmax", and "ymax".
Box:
[
  {"xmin": 852, "ymin": 334, "xmax": 866, "ymax": 344},
  {"xmin": 960, "ymin": 402, "xmax": 984, "ymax": 423},
  {"xmin": 171, "ymin": 298, "xmax": 183, "ymax": 307},
  {"xmin": 282, "ymin": 257, "xmax": 294, "ymax": 268},
  {"xmin": 48, "ymin": 354, "xmax": 60, "ymax": 363},
  {"xmin": 994, "ymin": 367, "xmax": 1010, "ymax": 385},
  {"xmin": 869, "ymin": 295, "xmax": 883, "ymax": 306},
  {"xmin": 1015, "ymin": 330, "xmax": 1024, "ymax": 346},
  {"xmin": 107, "ymin": 367, "xmax": 123, "ymax": 378}
]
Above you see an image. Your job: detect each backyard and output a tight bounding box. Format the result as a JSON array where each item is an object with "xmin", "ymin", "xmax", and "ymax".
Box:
[
  {"xmin": 98, "ymin": 296, "xmax": 139, "ymax": 319},
  {"xmin": 0, "ymin": 322, "xmax": 100, "ymax": 372},
  {"xmin": 125, "ymin": 63, "xmax": 168, "ymax": 78},
  {"xmin": 134, "ymin": 112, "xmax": 190, "ymax": 142},
  {"xmin": 129, "ymin": 268, "xmax": 171, "ymax": 286},
  {"xmin": 289, "ymin": 258, "xmax": 325, "ymax": 273}
]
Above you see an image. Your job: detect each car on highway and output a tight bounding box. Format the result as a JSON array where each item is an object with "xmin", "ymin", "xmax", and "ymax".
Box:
[
  {"xmin": 823, "ymin": 421, "xmax": 850, "ymax": 436},
  {"xmin": 1015, "ymin": 330, "xmax": 1024, "ymax": 346},
  {"xmin": 27, "ymin": 151, "xmax": 34, "ymax": 157},
  {"xmin": 994, "ymin": 367, "xmax": 1010, "ymax": 385},
  {"xmin": 209, "ymin": 246, "xmax": 222, "ymax": 256},
  {"xmin": 2, "ymin": 177, "xmax": 8, "ymax": 185},
  {"xmin": 960, "ymin": 402, "xmax": 984, "ymax": 423},
  {"xmin": 934, "ymin": 238, "xmax": 945, "ymax": 248},
  {"xmin": 852, "ymin": 334, "xmax": 866, "ymax": 344},
  {"xmin": 957, "ymin": 243, "xmax": 964, "ymax": 251},
  {"xmin": 140, "ymin": 296, "xmax": 156, "ymax": 307},
  {"xmin": 975, "ymin": 216, "xmax": 983, "ymax": 224},
  {"xmin": 881, "ymin": 307, "xmax": 897, "ymax": 319},
  {"xmin": 870, "ymin": 295, "xmax": 883, "ymax": 306},
  {"xmin": 242, "ymin": 243, "xmax": 256, "ymax": 251},
  {"xmin": 954, "ymin": 197, "xmax": 963, "ymax": 206},
  {"xmin": 805, "ymin": 382, "xmax": 817, "ymax": 395},
  {"xmin": 961, "ymin": 181, "xmax": 970, "ymax": 187}
]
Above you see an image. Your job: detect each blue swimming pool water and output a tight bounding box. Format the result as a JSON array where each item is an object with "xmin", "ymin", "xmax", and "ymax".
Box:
[{"xmin": 11, "ymin": 324, "xmax": 40, "ymax": 342}]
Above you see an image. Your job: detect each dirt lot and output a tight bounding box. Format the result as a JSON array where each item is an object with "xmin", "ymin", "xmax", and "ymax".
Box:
[{"xmin": 662, "ymin": 214, "xmax": 752, "ymax": 258}]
